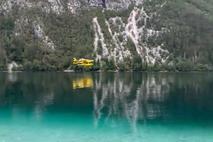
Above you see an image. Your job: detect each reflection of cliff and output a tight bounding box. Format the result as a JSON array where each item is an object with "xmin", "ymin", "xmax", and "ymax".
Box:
[
  {"xmin": 93, "ymin": 73, "xmax": 173, "ymax": 128},
  {"xmin": 0, "ymin": 73, "xmax": 94, "ymax": 118},
  {"xmin": 0, "ymin": 72, "xmax": 213, "ymax": 124}
]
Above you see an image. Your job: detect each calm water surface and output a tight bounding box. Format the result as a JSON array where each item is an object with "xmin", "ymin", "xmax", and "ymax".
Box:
[{"xmin": 0, "ymin": 72, "xmax": 213, "ymax": 142}]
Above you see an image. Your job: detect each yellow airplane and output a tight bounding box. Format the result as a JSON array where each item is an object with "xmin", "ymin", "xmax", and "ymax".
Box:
[{"xmin": 73, "ymin": 58, "xmax": 94, "ymax": 68}]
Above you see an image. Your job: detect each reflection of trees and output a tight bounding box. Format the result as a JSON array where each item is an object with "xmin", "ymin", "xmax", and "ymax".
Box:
[
  {"xmin": 168, "ymin": 73, "xmax": 213, "ymax": 115},
  {"xmin": 0, "ymin": 72, "xmax": 213, "ymax": 124},
  {"xmin": 93, "ymin": 73, "xmax": 173, "ymax": 129},
  {"xmin": 93, "ymin": 73, "xmax": 213, "ymax": 128},
  {"xmin": 0, "ymin": 73, "xmax": 93, "ymax": 119}
]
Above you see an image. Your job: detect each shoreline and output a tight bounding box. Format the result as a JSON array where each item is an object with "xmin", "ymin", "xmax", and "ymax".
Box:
[{"xmin": 1, "ymin": 70, "xmax": 213, "ymax": 73}]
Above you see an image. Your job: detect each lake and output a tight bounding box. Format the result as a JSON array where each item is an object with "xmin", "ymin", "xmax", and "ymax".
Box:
[{"xmin": 0, "ymin": 72, "xmax": 213, "ymax": 142}]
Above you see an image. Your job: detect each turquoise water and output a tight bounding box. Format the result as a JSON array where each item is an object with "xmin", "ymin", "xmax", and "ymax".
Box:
[{"xmin": 0, "ymin": 72, "xmax": 213, "ymax": 142}]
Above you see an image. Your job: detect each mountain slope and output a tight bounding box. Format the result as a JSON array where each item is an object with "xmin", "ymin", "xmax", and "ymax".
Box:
[{"xmin": 0, "ymin": 0, "xmax": 213, "ymax": 71}]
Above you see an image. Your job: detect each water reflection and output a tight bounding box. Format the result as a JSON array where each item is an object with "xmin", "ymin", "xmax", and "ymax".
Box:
[
  {"xmin": 72, "ymin": 76, "xmax": 93, "ymax": 89},
  {"xmin": 0, "ymin": 72, "xmax": 213, "ymax": 129},
  {"xmin": 93, "ymin": 73, "xmax": 172, "ymax": 130},
  {"xmin": 7, "ymin": 72, "xmax": 18, "ymax": 82}
]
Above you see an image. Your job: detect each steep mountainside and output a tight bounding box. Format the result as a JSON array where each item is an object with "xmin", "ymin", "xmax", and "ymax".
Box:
[{"xmin": 0, "ymin": 0, "xmax": 213, "ymax": 71}]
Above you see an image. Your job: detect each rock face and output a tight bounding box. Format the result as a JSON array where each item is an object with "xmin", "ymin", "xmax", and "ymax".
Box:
[
  {"xmin": 0, "ymin": 0, "xmax": 143, "ymax": 14},
  {"xmin": 92, "ymin": 6, "xmax": 169, "ymax": 67},
  {"xmin": 91, "ymin": 0, "xmax": 171, "ymax": 68},
  {"xmin": 88, "ymin": 0, "xmax": 144, "ymax": 10}
]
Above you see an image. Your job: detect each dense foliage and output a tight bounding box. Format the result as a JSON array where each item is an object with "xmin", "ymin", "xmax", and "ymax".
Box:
[{"xmin": 0, "ymin": 0, "xmax": 213, "ymax": 71}]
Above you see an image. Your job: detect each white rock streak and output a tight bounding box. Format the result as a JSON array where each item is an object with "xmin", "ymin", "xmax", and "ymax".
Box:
[
  {"xmin": 105, "ymin": 19, "xmax": 132, "ymax": 65},
  {"xmin": 7, "ymin": 62, "xmax": 19, "ymax": 72},
  {"xmin": 93, "ymin": 17, "xmax": 109, "ymax": 64},
  {"xmin": 93, "ymin": 4, "xmax": 170, "ymax": 67},
  {"xmin": 125, "ymin": 7, "xmax": 169, "ymax": 64},
  {"xmin": 125, "ymin": 8, "xmax": 143, "ymax": 58}
]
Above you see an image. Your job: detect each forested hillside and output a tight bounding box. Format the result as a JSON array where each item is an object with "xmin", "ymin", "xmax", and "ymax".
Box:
[{"xmin": 0, "ymin": 0, "xmax": 213, "ymax": 71}]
